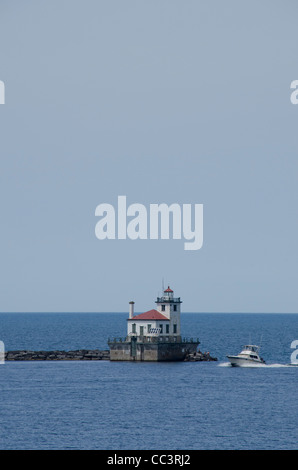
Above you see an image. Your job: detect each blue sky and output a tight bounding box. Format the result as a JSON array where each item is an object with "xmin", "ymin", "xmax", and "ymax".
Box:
[{"xmin": 0, "ymin": 1, "xmax": 297, "ymax": 313}]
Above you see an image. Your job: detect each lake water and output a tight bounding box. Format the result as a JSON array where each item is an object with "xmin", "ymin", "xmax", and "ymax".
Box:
[{"xmin": 0, "ymin": 313, "xmax": 297, "ymax": 450}]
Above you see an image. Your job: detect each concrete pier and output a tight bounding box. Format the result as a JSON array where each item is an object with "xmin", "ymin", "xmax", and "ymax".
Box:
[{"xmin": 108, "ymin": 338, "xmax": 200, "ymax": 361}]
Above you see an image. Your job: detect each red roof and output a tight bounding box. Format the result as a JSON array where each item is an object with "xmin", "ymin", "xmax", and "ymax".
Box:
[
  {"xmin": 164, "ymin": 286, "xmax": 173, "ymax": 293},
  {"xmin": 128, "ymin": 309, "xmax": 168, "ymax": 321}
]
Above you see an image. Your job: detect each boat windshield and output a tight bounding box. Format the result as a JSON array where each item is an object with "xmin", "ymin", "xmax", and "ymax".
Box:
[{"xmin": 244, "ymin": 345, "xmax": 258, "ymax": 352}]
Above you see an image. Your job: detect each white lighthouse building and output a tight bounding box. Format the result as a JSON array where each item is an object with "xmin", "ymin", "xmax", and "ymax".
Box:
[
  {"xmin": 108, "ymin": 285, "xmax": 199, "ymax": 361},
  {"xmin": 127, "ymin": 286, "xmax": 182, "ymax": 340}
]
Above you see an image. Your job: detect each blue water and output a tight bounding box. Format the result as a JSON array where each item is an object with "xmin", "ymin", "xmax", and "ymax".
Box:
[{"xmin": 0, "ymin": 313, "xmax": 297, "ymax": 450}]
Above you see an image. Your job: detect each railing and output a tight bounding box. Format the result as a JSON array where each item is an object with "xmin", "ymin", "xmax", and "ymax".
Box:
[
  {"xmin": 149, "ymin": 328, "xmax": 161, "ymax": 335},
  {"xmin": 182, "ymin": 338, "xmax": 200, "ymax": 343},
  {"xmin": 155, "ymin": 297, "xmax": 182, "ymax": 303},
  {"xmin": 108, "ymin": 336, "xmax": 200, "ymax": 344},
  {"xmin": 108, "ymin": 337, "xmax": 128, "ymax": 343}
]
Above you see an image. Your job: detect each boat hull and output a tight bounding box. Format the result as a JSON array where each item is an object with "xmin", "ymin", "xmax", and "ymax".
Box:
[{"xmin": 226, "ymin": 355, "xmax": 265, "ymax": 367}]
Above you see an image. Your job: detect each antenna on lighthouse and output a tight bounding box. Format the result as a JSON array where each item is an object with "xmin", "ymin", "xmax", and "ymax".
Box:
[{"xmin": 162, "ymin": 278, "xmax": 165, "ymax": 292}]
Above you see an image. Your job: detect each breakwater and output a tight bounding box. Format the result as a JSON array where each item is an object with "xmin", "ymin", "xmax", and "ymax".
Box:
[
  {"xmin": 4, "ymin": 349, "xmax": 217, "ymax": 361},
  {"xmin": 186, "ymin": 350, "xmax": 217, "ymax": 361},
  {"xmin": 5, "ymin": 349, "xmax": 110, "ymax": 361}
]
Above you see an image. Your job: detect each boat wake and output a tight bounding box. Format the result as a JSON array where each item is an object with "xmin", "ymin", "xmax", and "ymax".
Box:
[{"xmin": 219, "ymin": 362, "xmax": 296, "ymax": 368}]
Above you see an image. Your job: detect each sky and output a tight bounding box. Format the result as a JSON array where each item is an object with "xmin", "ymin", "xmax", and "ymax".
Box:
[{"xmin": 0, "ymin": 1, "xmax": 297, "ymax": 313}]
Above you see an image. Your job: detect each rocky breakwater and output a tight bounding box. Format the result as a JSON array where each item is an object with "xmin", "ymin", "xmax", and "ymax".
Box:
[
  {"xmin": 185, "ymin": 350, "xmax": 217, "ymax": 362},
  {"xmin": 5, "ymin": 349, "xmax": 110, "ymax": 361}
]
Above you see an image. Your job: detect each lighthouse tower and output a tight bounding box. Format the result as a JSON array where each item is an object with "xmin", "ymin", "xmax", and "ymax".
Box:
[{"xmin": 155, "ymin": 286, "xmax": 182, "ymax": 339}]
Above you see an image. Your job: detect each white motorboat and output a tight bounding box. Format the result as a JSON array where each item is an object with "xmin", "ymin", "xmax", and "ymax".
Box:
[{"xmin": 227, "ymin": 345, "xmax": 266, "ymax": 367}]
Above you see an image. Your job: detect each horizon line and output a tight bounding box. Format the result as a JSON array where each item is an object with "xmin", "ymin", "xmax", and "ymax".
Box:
[{"xmin": 0, "ymin": 311, "xmax": 297, "ymax": 315}]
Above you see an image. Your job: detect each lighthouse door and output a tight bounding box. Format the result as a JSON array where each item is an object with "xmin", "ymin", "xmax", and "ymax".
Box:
[{"xmin": 131, "ymin": 337, "xmax": 137, "ymax": 359}]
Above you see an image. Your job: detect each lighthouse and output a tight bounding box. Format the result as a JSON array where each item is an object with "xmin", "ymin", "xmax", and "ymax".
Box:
[
  {"xmin": 155, "ymin": 286, "xmax": 182, "ymax": 338},
  {"xmin": 126, "ymin": 286, "xmax": 181, "ymax": 340},
  {"xmin": 108, "ymin": 285, "xmax": 199, "ymax": 361}
]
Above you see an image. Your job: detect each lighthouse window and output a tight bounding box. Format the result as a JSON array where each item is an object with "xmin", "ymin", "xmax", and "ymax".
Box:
[
  {"xmin": 174, "ymin": 305, "xmax": 177, "ymax": 311},
  {"xmin": 147, "ymin": 324, "xmax": 151, "ymax": 332},
  {"xmin": 159, "ymin": 324, "xmax": 163, "ymax": 333},
  {"xmin": 132, "ymin": 323, "xmax": 136, "ymax": 333},
  {"xmin": 173, "ymin": 324, "xmax": 177, "ymax": 334},
  {"xmin": 166, "ymin": 324, "xmax": 169, "ymax": 334},
  {"xmin": 161, "ymin": 305, "xmax": 165, "ymax": 312}
]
